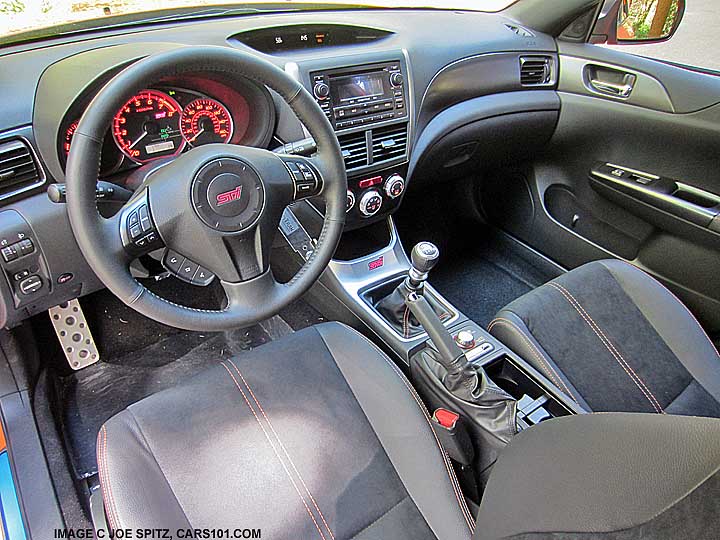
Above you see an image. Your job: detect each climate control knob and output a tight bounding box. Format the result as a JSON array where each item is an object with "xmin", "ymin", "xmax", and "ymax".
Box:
[
  {"xmin": 313, "ymin": 82, "xmax": 330, "ymax": 100},
  {"xmin": 384, "ymin": 174, "xmax": 405, "ymax": 199},
  {"xmin": 346, "ymin": 190, "xmax": 356, "ymax": 212},
  {"xmin": 359, "ymin": 190, "xmax": 383, "ymax": 217}
]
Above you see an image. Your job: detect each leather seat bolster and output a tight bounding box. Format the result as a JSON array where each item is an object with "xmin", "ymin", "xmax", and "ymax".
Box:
[
  {"xmin": 598, "ymin": 260, "xmax": 720, "ymax": 403},
  {"xmin": 488, "ymin": 311, "xmax": 589, "ymax": 411},
  {"xmin": 477, "ymin": 413, "xmax": 720, "ymax": 539},
  {"xmin": 316, "ymin": 323, "xmax": 475, "ymax": 540},
  {"xmin": 97, "ymin": 412, "xmax": 192, "ymax": 531}
]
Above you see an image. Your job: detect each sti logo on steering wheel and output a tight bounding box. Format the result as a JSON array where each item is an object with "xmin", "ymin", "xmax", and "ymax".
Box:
[{"xmin": 216, "ymin": 186, "xmax": 243, "ymax": 206}]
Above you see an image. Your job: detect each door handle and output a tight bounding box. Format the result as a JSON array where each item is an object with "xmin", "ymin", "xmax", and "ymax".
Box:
[
  {"xmin": 584, "ymin": 64, "xmax": 637, "ymax": 99},
  {"xmin": 589, "ymin": 78, "xmax": 634, "ymax": 98}
]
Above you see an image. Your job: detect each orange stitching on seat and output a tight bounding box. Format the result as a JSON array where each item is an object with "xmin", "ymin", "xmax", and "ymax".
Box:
[
  {"xmin": 548, "ymin": 282, "xmax": 664, "ymax": 413},
  {"xmin": 226, "ymin": 359, "xmax": 335, "ymax": 540},
  {"xmin": 378, "ymin": 355, "xmax": 475, "ymax": 535},
  {"xmin": 551, "ymin": 282, "xmax": 664, "ymax": 413},
  {"xmin": 488, "ymin": 318, "xmax": 578, "ymax": 403},
  {"xmin": 96, "ymin": 428, "xmax": 112, "ymax": 531},
  {"xmin": 220, "ymin": 362, "xmax": 327, "ymax": 540},
  {"xmin": 98, "ymin": 425, "xmax": 120, "ymax": 531}
]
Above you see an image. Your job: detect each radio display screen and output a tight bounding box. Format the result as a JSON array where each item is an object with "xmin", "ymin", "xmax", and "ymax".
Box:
[{"xmin": 334, "ymin": 73, "xmax": 386, "ymax": 101}]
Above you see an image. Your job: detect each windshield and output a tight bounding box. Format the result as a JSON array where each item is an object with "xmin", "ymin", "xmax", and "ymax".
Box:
[{"xmin": 1, "ymin": 0, "xmax": 516, "ymax": 43}]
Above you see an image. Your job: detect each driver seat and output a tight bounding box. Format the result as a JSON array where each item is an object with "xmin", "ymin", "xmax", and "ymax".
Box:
[
  {"xmin": 97, "ymin": 323, "xmax": 720, "ymax": 540},
  {"xmin": 96, "ymin": 322, "xmax": 475, "ymax": 539}
]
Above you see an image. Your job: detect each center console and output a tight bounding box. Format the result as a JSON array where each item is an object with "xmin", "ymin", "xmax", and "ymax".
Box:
[{"xmin": 277, "ymin": 49, "xmax": 584, "ymax": 495}]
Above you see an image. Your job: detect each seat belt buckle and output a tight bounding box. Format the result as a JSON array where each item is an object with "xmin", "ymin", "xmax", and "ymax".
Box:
[{"xmin": 431, "ymin": 408, "xmax": 475, "ymax": 465}]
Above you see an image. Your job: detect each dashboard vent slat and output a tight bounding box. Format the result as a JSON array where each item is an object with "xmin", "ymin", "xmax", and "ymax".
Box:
[
  {"xmin": 371, "ymin": 124, "xmax": 408, "ymax": 164},
  {"xmin": 338, "ymin": 131, "xmax": 369, "ymax": 170},
  {"xmin": 520, "ymin": 56, "xmax": 555, "ymax": 87},
  {"xmin": 0, "ymin": 139, "xmax": 43, "ymax": 198},
  {"xmin": 505, "ymin": 24, "xmax": 534, "ymax": 37}
]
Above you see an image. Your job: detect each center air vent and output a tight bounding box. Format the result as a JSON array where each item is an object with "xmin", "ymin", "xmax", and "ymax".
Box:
[
  {"xmin": 0, "ymin": 139, "xmax": 44, "ymax": 199},
  {"xmin": 520, "ymin": 56, "xmax": 555, "ymax": 87},
  {"xmin": 371, "ymin": 124, "xmax": 408, "ymax": 164},
  {"xmin": 338, "ymin": 131, "xmax": 368, "ymax": 170}
]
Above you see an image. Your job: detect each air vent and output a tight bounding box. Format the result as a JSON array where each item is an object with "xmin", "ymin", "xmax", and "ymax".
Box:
[
  {"xmin": 505, "ymin": 24, "xmax": 534, "ymax": 37},
  {"xmin": 0, "ymin": 139, "xmax": 44, "ymax": 198},
  {"xmin": 371, "ymin": 124, "xmax": 408, "ymax": 164},
  {"xmin": 338, "ymin": 131, "xmax": 369, "ymax": 170},
  {"xmin": 520, "ymin": 56, "xmax": 555, "ymax": 87}
]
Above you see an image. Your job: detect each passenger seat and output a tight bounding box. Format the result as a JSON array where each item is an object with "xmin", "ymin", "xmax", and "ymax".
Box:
[{"xmin": 489, "ymin": 259, "xmax": 720, "ymax": 416}]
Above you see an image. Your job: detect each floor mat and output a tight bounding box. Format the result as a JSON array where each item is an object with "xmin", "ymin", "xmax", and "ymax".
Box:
[{"xmin": 428, "ymin": 232, "xmax": 563, "ymax": 328}]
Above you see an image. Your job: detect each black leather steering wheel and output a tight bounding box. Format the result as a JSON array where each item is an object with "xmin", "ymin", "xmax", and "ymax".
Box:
[{"xmin": 66, "ymin": 46, "xmax": 346, "ymax": 331}]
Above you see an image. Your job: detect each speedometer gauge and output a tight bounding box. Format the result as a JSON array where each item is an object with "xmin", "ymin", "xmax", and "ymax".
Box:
[
  {"xmin": 112, "ymin": 90, "xmax": 184, "ymax": 163},
  {"xmin": 180, "ymin": 98, "xmax": 233, "ymax": 146}
]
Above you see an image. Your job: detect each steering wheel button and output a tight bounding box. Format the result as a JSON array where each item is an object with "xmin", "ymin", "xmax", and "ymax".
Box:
[
  {"xmin": 128, "ymin": 211, "xmax": 139, "ymax": 227},
  {"xmin": 18, "ymin": 239, "xmax": 34, "ymax": 255},
  {"xmin": 1, "ymin": 246, "xmax": 18, "ymax": 262},
  {"xmin": 164, "ymin": 251, "xmax": 185, "ymax": 273},
  {"xmin": 179, "ymin": 261, "xmax": 199, "ymax": 280},
  {"xmin": 129, "ymin": 224, "xmax": 142, "ymax": 239},
  {"xmin": 192, "ymin": 267, "xmax": 215, "ymax": 286},
  {"xmin": 143, "ymin": 231, "xmax": 159, "ymax": 244},
  {"xmin": 139, "ymin": 206, "xmax": 151, "ymax": 231}
]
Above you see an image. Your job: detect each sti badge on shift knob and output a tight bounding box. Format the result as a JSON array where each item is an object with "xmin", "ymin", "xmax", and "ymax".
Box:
[{"xmin": 407, "ymin": 241, "xmax": 440, "ymax": 290}]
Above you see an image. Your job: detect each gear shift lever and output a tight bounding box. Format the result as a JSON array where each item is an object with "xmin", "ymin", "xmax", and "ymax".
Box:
[
  {"xmin": 374, "ymin": 241, "xmax": 451, "ymax": 339},
  {"xmin": 401, "ymin": 242, "xmax": 479, "ymax": 399}
]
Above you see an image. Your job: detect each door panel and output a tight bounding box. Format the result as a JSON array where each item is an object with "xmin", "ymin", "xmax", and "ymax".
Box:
[{"xmin": 483, "ymin": 42, "xmax": 720, "ymax": 334}]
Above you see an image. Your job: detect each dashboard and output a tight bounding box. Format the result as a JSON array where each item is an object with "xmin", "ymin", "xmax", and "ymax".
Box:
[{"xmin": 0, "ymin": 8, "xmax": 560, "ymax": 328}]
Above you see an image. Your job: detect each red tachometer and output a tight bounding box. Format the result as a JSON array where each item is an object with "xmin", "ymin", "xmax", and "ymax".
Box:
[
  {"xmin": 112, "ymin": 90, "xmax": 184, "ymax": 163},
  {"xmin": 180, "ymin": 98, "xmax": 234, "ymax": 146}
]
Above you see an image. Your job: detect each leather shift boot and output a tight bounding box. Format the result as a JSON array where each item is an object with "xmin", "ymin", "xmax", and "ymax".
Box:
[
  {"xmin": 375, "ymin": 285, "xmax": 451, "ymax": 339},
  {"xmin": 411, "ymin": 348, "xmax": 517, "ymax": 476}
]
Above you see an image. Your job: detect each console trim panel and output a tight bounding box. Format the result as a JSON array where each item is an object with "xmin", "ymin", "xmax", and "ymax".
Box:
[{"xmin": 326, "ymin": 217, "xmax": 460, "ymax": 344}]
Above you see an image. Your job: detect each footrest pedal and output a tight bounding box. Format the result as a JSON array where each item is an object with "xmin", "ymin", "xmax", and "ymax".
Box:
[{"xmin": 48, "ymin": 299, "xmax": 100, "ymax": 370}]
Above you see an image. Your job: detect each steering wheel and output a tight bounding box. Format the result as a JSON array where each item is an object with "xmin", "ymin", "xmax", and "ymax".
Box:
[{"xmin": 66, "ymin": 46, "xmax": 346, "ymax": 331}]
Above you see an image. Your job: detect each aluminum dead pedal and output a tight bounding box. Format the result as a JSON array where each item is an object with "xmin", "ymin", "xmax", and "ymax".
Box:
[{"xmin": 48, "ymin": 299, "xmax": 100, "ymax": 370}]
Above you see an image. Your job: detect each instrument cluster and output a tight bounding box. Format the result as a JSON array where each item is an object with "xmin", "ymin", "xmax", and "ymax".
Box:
[{"xmin": 59, "ymin": 76, "xmax": 272, "ymax": 178}]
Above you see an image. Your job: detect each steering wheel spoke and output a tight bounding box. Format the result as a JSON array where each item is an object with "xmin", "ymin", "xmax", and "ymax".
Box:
[
  {"xmin": 118, "ymin": 188, "xmax": 165, "ymax": 256},
  {"xmin": 281, "ymin": 156, "xmax": 324, "ymax": 202},
  {"xmin": 221, "ymin": 271, "xmax": 284, "ymax": 313}
]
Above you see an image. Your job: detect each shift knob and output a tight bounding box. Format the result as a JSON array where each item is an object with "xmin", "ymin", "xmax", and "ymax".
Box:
[
  {"xmin": 407, "ymin": 242, "xmax": 440, "ymax": 289},
  {"xmin": 411, "ymin": 242, "xmax": 440, "ymax": 273}
]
